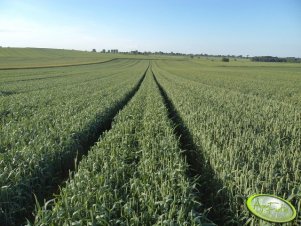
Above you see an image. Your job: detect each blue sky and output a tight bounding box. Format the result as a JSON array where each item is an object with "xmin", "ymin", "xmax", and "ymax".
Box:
[{"xmin": 0, "ymin": 0, "xmax": 300, "ymax": 57}]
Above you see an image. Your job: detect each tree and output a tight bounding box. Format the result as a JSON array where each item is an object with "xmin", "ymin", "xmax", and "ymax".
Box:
[
  {"xmin": 92, "ymin": 49, "xmax": 96, "ymax": 52},
  {"xmin": 222, "ymin": 57, "xmax": 229, "ymax": 62},
  {"xmin": 251, "ymin": 56, "xmax": 287, "ymax": 62}
]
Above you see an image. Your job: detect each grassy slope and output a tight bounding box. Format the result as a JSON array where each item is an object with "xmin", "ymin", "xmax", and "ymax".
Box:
[
  {"xmin": 0, "ymin": 48, "xmax": 187, "ymax": 69},
  {"xmin": 0, "ymin": 48, "xmax": 120, "ymax": 69}
]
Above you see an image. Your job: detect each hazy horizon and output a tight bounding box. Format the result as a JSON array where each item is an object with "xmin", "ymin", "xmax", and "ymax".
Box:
[{"xmin": 0, "ymin": 0, "xmax": 300, "ymax": 58}]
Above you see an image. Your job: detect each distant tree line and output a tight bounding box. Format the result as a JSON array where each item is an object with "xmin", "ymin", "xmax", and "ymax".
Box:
[
  {"xmin": 91, "ymin": 48, "xmax": 301, "ymax": 63},
  {"xmin": 92, "ymin": 49, "xmax": 119, "ymax": 53},
  {"xmin": 252, "ymin": 56, "xmax": 301, "ymax": 63}
]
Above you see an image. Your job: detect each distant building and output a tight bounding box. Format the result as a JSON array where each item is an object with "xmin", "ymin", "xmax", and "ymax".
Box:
[{"xmin": 111, "ymin": 49, "xmax": 118, "ymax": 54}]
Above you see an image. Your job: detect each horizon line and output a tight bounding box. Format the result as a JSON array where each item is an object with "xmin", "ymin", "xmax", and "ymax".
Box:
[{"xmin": 0, "ymin": 46, "xmax": 300, "ymax": 59}]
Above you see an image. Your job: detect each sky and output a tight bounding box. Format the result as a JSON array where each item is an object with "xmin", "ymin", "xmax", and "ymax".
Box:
[{"xmin": 0, "ymin": 0, "xmax": 300, "ymax": 57}]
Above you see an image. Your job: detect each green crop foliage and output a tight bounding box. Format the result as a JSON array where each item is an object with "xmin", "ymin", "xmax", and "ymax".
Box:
[
  {"xmin": 1, "ymin": 49, "xmax": 300, "ymax": 225},
  {"xmin": 152, "ymin": 60, "xmax": 301, "ymax": 225},
  {"xmin": 32, "ymin": 68, "xmax": 215, "ymax": 226},
  {"xmin": 0, "ymin": 59, "xmax": 148, "ymax": 225}
]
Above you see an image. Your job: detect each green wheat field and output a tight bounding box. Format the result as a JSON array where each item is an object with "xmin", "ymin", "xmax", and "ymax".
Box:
[{"xmin": 0, "ymin": 48, "xmax": 300, "ymax": 226}]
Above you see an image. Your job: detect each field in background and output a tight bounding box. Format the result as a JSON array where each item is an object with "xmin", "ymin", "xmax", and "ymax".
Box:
[
  {"xmin": 0, "ymin": 48, "xmax": 114, "ymax": 69},
  {"xmin": 0, "ymin": 48, "xmax": 300, "ymax": 225},
  {"xmin": 0, "ymin": 48, "xmax": 187, "ymax": 69}
]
